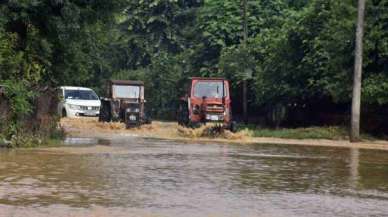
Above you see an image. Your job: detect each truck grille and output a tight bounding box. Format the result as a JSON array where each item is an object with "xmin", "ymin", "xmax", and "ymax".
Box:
[
  {"xmin": 80, "ymin": 106, "xmax": 100, "ymax": 111},
  {"xmin": 206, "ymin": 104, "xmax": 224, "ymax": 111}
]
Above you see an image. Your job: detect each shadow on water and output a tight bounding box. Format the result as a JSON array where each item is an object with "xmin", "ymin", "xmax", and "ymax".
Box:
[{"xmin": 1, "ymin": 138, "xmax": 388, "ymax": 217}]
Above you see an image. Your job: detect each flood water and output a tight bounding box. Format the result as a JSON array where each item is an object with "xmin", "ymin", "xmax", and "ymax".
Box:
[{"xmin": 1, "ymin": 138, "xmax": 388, "ymax": 217}]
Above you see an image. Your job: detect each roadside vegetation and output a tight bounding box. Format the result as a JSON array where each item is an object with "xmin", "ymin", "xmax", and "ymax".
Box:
[
  {"xmin": 237, "ymin": 125, "xmax": 377, "ymax": 140},
  {"xmin": 1, "ymin": 0, "xmax": 388, "ymax": 146},
  {"xmin": 251, "ymin": 127, "xmax": 350, "ymax": 140},
  {"xmin": 0, "ymin": 1, "xmax": 124, "ymax": 147}
]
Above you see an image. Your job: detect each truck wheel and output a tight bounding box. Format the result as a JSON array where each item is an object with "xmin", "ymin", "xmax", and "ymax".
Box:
[
  {"xmin": 143, "ymin": 112, "xmax": 152, "ymax": 124},
  {"xmin": 99, "ymin": 102, "xmax": 111, "ymax": 122},
  {"xmin": 189, "ymin": 121, "xmax": 201, "ymax": 129},
  {"xmin": 178, "ymin": 102, "xmax": 189, "ymax": 126},
  {"xmin": 229, "ymin": 121, "xmax": 237, "ymax": 133},
  {"xmin": 145, "ymin": 116, "xmax": 152, "ymax": 125}
]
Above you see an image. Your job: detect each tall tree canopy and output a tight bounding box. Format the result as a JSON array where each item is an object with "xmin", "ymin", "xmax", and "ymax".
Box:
[
  {"xmin": 0, "ymin": 0, "xmax": 126, "ymax": 86},
  {"xmin": 1, "ymin": 0, "xmax": 388, "ymax": 129}
]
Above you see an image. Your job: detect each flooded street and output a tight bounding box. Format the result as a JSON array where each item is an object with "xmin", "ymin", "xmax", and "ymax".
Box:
[{"xmin": 1, "ymin": 138, "xmax": 388, "ymax": 217}]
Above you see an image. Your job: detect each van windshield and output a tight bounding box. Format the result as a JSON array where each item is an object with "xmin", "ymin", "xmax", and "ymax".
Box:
[
  {"xmin": 193, "ymin": 81, "xmax": 226, "ymax": 98},
  {"xmin": 112, "ymin": 85, "xmax": 140, "ymax": 98},
  {"xmin": 64, "ymin": 90, "xmax": 98, "ymax": 100}
]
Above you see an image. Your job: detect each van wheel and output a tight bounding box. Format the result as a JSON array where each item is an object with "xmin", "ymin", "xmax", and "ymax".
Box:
[{"xmin": 62, "ymin": 109, "xmax": 67, "ymax": 117}]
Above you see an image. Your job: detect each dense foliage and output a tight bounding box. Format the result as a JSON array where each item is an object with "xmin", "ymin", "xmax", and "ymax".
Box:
[
  {"xmin": 0, "ymin": 0, "xmax": 126, "ymax": 141},
  {"xmin": 1, "ymin": 0, "xmax": 388, "ymax": 137}
]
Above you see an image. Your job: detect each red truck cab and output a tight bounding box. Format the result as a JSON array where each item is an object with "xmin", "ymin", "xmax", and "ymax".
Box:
[{"xmin": 178, "ymin": 77, "xmax": 235, "ymax": 131}]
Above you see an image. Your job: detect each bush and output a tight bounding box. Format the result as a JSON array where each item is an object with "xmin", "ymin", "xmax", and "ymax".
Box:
[
  {"xmin": 0, "ymin": 80, "xmax": 63, "ymax": 148},
  {"xmin": 238, "ymin": 125, "xmax": 348, "ymax": 140},
  {"xmin": 238, "ymin": 124, "xmax": 378, "ymax": 140}
]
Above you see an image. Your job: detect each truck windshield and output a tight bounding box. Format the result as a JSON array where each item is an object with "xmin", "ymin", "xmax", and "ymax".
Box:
[
  {"xmin": 64, "ymin": 90, "xmax": 98, "ymax": 100},
  {"xmin": 193, "ymin": 81, "xmax": 226, "ymax": 98},
  {"xmin": 112, "ymin": 85, "xmax": 140, "ymax": 98}
]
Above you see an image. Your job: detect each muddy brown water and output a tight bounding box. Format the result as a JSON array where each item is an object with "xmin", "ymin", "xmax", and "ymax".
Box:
[{"xmin": 1, "ymin": 138, "xmax": 388, "ymax": 217}]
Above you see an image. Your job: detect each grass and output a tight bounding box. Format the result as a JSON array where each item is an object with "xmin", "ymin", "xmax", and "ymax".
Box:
[{"xmin": 239, "ymin": 125, "xmax": 375, "ymax": 140}]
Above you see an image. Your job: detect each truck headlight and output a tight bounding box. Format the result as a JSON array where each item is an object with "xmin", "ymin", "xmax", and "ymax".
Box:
[
  {"xmin": 126, "ymin": 108, "xmax": 140, "ymax": 113},
  {"xmin": 68, "ymin": 104, "xmax": 80, "ymax": 110}
]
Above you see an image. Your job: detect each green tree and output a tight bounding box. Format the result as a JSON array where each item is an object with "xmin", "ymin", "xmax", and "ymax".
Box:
[{"xmin": 0, "ymin": 0, "xmax": 127, "ymax": 140}]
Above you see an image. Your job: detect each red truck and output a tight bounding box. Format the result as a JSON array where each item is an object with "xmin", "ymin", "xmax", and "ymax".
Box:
[{"xmin": 177, "ymin": 77, "xmax": 236, "ymax": 132}]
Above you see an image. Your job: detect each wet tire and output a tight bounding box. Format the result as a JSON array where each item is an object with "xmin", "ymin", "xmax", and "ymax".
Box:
[
  {"xmin": 99, "ymin": 101, "xmax": 111, "ymax": 122},
  {"xmin": 143, "ymin": 112, "xmax": 152, "ymax": 125},
  {"xmin": 62, "ymin": 109, "xmax": 67, "ymax": 118},
  {"xmin": 229, "ymin": 121, "xmax": 237, "ymax": 133},
  {"xmin": 189, "ymin": 121, "xmax": 201, "ymax": 129},
  {"xmin": 145, "ymin": 116, "xmax": 152, "ymax": 125},
  {"xmin": 177, "ymin": 102, "xmax": 189, "ymax": 126}
]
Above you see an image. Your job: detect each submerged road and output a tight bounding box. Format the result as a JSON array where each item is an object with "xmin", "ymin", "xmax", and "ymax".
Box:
[{"xmin": 0, "ymin": 137, "xmax": 388, "ymax": 217}]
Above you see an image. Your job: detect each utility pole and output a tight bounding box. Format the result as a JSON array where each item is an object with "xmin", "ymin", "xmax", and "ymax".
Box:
[
  {"xmin": 351, "ymin": 0, "xmax": 366, "ymax": 142},
  {"xmin": 242, "ymin": 0, "xmax": 248, "ymax": 124}
]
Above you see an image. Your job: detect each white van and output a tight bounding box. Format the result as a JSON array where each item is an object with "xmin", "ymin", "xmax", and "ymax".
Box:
[{"xmin": 58, "ymin": 86, "xmax": 101, "ymax": 117}]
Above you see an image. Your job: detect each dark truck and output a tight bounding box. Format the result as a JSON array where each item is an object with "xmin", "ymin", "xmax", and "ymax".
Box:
[
  {"xmin": 177, "ymin": 77, "xmax": 236, "ymax": 132},
  {"xmin": 99, "ymin": 80, "xmax": 151, "ymax": 128}
]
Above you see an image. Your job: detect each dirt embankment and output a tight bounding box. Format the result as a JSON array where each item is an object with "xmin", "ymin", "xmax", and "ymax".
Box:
[{"xmin": 60, "ymin": 118, "xmax": 388, "ymax": 151}]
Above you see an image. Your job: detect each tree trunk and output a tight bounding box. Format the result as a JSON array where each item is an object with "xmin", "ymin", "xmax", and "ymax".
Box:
[
  {"xmin": 242, "ymin": 0, "xmax": 248, "ymax": 124},
  {"xmin": 351, "ymin": 0, "xmax": 366, "ymax": 142},
  {"xmin": 243, "ymin": 80, "xmax": 248, "ymax": 123}
]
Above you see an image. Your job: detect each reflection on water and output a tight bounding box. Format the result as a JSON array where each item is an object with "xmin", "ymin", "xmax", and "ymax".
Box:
[
  {"xmin": 64, "ymin": 137, "xmax": 111, "ymax": 146},
  {"xmin": 1, "ymin": 138, "xmax": 388, "ymax": 217},
  {"xmin": 349, "ymin": 148, "xmax": 360, "ymax": 189}
]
